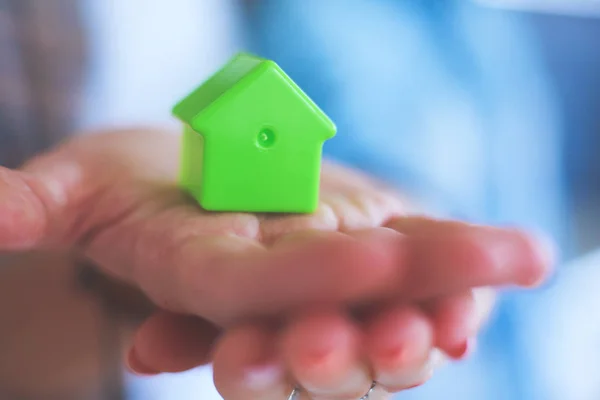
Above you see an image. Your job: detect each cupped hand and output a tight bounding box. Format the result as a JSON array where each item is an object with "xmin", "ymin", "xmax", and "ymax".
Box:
[
  {"xmin": 128, "ymin": 287, "xmax": 496, "ymax": 400},
  {"xmin": 0, "ymin": 128, "xmax": 550, "ymax": 326},
  {"xmin": 0, "ymin": 128, "xmax": 554, "ymax": 399}
]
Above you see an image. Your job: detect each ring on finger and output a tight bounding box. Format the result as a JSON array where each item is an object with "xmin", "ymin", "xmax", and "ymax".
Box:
[
  {"xmin": 359, "ymin": 381, "xmax": 378, "ymax": 400},
  {"xmin": 286, "ymin": 381, "xmax": 379, "ymax": 400},
  {"xmin": 287, "ymin": 386, "xmax": 301, "ymax": 400}
]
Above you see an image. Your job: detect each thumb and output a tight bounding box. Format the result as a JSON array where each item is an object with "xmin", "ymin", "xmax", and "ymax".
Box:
[
  {"xmin": 0, "ymin": 128, "xmax": 183, "ymax": 251},
  {"xmin": 0, "ymin": 166, "xmax": 49, "ymax": 249},
  {"xmin": 0, "ymin": 156, "xmax": 84, "ymax": 250}
]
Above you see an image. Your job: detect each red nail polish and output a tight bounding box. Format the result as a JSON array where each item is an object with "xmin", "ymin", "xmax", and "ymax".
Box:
[
  {"xmin": 376, "ymin": 345, "xmax": 412, "ymax": 370},
  {"xmin": 448, "ymin": 338, "xmax": 477, "ymax": 360},
  {"xmin": 126, "ymin": 348, "xmax": 160, "ymax": 377},
  {"xmin": 303, "ymin": 348, "xmax": 333, "ymax": 368}
]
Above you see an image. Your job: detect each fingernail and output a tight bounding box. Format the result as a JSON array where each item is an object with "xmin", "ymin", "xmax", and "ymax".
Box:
[
  {"xmin": 125, "ymin": 348, "xmax": 160, "ymax": 377},
  {"xmin": 304, "ymin": 344, "xmax": 337, "ymax": 367},
  {"xmin": 243, "ymin": 363, "xmax": 284, "ymax": 391},
  {"xmin": 447, "ymin": 337, "xmax": 477, "ymax": 360},
  {"xmin": 379, "ymin": 346, "xmax": 409, "ymax": 367}
]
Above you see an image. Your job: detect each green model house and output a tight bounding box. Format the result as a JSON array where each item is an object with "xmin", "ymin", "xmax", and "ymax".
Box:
[{"xmin": 172, "ymin": 52, "xmax": 337, "ymax": 213}]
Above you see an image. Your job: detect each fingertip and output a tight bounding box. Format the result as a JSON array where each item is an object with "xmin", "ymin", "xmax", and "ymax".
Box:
[
  {"xmin": 281, "ymin": 309, "xmax": 368, "ymax": 394},
  {"xmin": 363, "ymin": 304, "xmax": 435, "ymax": 392},
  {"xmin": 213, "ymin": 324, "xmax": 291, "ymax": 400},
  {"xmin": 282, "ymin": 308, "xmax": 358, "ymax": 369},
  {"xmin": 445, "ymin": 337, "xmax": 477, "ymax": 360},
  {"xmin": 428, "ymin": 229, "xmax": 550, "ymax": 292},
  {"xmin": 387, "ymin": 218, "xmax": 557, "ymax": 294},
  {"xmin": 424, "ymin": 292, "xmax": 478, "ymax": 357},
  {"xmin": 213, "ymin": 324, "xmax": 279, "ymax": 374},
  {"xmin": 464, "ymin": 228, "xmax": 557, "ymax": 289},
  {"xmin": 518, "ymin": 230, "xmax": 557, "ymax": 288},
  {"xmin": 131, "ymin": 311, "xmax": 220, "ymax": 373},
  {"xmin": 282, "ymin": 310, "xmax": 359, "ymax": 382},
  {"xmin": 125, "ymin": 346, "xmax": 160, "ymax": 377},
  {"xmin": 364, "ymin": 306, "xmax": 433, "ymax": 371}
]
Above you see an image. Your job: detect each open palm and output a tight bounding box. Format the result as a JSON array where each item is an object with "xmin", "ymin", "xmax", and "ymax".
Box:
[{"xmin": 0, "ymin": 128, "xmax": 552, "ymax": 399}]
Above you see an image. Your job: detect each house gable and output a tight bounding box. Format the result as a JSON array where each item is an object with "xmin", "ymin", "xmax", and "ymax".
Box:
[
  {"xmin": 172, "ymin": 53, "xmax": 263, "ymax": 125},
  {"xmin": 172, "ymin": 52, "xmax": 336, "ymax": 144},
  {"xmin": 190, "ymin": 59, "xmax": 337, "ymax": 144}
]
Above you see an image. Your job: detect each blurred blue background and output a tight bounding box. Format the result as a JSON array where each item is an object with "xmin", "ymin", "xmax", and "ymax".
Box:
[{"xmin": 78, "ymin": 0, "xmax": 600, "ymax": 399}]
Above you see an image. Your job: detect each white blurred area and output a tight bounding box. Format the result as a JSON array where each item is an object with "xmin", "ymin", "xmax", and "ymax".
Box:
[
  {"xmin": 522, "ymin": 249, "xmax": 600, "ymax": 400},
  {"xmin": 126, "ymin": 367, "xmax": 223, "ymax": 400},
  {"xmin": 78, "ymin": 0, "xmax": 242, "ymax": 131}
]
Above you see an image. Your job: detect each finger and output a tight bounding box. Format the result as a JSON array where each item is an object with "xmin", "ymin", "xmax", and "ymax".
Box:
[
  {"xmin": 421, "ymin": 291, "xmax": 479, "ymax": 359},
  {"xmin": 90, "ymin": 226, "xmax": 402, "ymax": 326},
  {"xmin": 0, "ymin": 128, "xmax": 191, "ymax": 252},
  {"xmin": 428, "ymin": 288, "xmax": 496, "ymax": 360},
  {"xmin": 0, "ymin": 167, "xmax": 55, "ymax": 249},
  {"xmin": 387, "ymin": 215, "xmax": 556, "ymax": 279},
  {"xmin": 362, "ymin": 304, "xmax": 434, "ymax": 392},
  {"xmin": 213, "ymin": 325, "xmax": 293, "ymax": 400},
  {"xmin": 385, "ymin": 216, "xmax": 556, "ymax": 297},
  {"xmin": 126, "ymin": 311, "xmax": 221, "ymax": 374},
  {"xmin": 101, "ymin": 212, "xmax": 555, "ymax": 324},
  {"xmin": 280, "ymin": 307, "xmax": 373, "ymax": 400}
]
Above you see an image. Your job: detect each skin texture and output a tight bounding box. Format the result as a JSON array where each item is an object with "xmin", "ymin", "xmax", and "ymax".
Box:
[{"xmin": 0, "ymin": 128, "xmax": 554, "ymax": 399}]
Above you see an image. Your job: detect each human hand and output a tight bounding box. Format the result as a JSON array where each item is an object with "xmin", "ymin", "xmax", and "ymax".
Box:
[
  {"xmin": 0, "ymin": 128, "xmax": 553, "ymax": 400},
  {"xmin": 129, "ymin": 213, "xmax": 543, "ymax": 400},
  {"xmin": 213, "ymin": 289, "xmax": 496, "ymax": 400},
  {"xmin": 130, "ymin": 286, "xmax": 497, "ymax": 400},
  {"xmin": 0, "ymin": 128, "xmax": 548, "ymax": 326}
]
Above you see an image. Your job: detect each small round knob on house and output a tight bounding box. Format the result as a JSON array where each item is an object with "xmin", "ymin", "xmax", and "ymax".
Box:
[
  {"xmin": 256, "ymin": 128, "xmax": 276, "ymax": 149},
  {"xmin": 172, "ymin": 52, "xmax": 337, "ymax": 214}
]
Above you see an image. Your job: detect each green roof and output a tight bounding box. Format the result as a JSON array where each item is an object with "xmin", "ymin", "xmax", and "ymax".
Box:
[{"xmin": 172, "ymin": 52, "xmax": 264, "ymax": 124}]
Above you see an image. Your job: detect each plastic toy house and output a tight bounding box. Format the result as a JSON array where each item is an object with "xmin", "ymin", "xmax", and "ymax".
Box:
[{"xmin": 172, "ymin": 52, "xmax": 337, "ymax": 213}]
